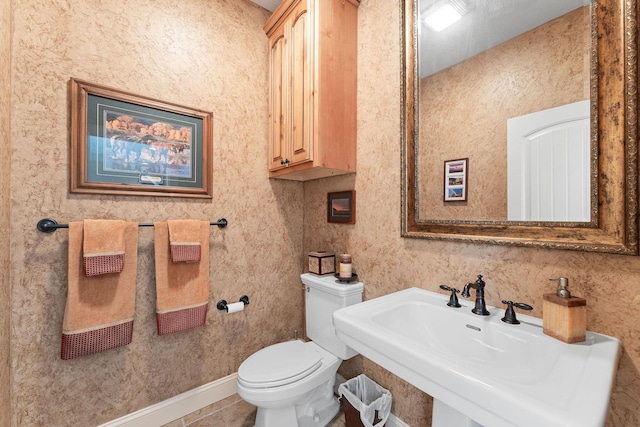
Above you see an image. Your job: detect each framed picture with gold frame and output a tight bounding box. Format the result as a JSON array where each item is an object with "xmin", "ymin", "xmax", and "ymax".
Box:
[{"xmin": 69, "ymin": 78, "xmax": 213, "ymax": 198}]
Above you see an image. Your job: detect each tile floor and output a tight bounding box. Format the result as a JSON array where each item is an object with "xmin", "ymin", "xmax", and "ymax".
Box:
[{"xmin": 161, "ymin": 393, "xmax": 347, "ymax": 427}]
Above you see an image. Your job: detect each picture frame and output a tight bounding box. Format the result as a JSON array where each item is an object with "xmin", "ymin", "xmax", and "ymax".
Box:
[
  {"xmin": 69, "ymin": 78, "xmax": 213, "ymax": 198},
  {"xmin": 328, "ymin": 190, "xmax": 356, "ymax": 224},
  {"xmin": 443, "ymin": 158, "xmax": 468, "ymax": 202}
]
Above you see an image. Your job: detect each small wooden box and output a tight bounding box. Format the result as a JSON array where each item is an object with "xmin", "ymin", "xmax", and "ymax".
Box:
[
  {"xmin": 543, "ymin": 293, "xmax": 586, "ymax": 343},
  {"xmin": 308, "ymin": 251, "xmax": 335, "ymax": 275}
]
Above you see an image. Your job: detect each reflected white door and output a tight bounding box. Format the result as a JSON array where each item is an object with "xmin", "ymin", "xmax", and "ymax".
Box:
[{"xmin": 507, "ymin": 100, "xmax": 590, "ymax": 221}]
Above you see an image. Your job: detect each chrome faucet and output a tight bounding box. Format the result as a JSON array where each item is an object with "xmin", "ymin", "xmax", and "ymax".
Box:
[{"xmin": 461, "ymin": 274, "xmax": 490, "ymax": 315}]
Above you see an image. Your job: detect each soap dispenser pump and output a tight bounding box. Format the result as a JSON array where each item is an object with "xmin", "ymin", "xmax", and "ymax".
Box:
[
  {"xmin": 555, "ymin": 277, "xmax": 571, "ymax": 297},
  {"xmin": 543, "ymin": 277, "xmax": 586, "ymax": 343}
]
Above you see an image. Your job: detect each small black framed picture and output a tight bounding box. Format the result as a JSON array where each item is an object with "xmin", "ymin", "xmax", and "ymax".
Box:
[{"xmin": 328, "ymin": 190, "xmax": 356, "ymax": 224}]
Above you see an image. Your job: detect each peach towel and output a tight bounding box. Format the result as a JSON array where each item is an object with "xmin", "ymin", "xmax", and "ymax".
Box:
[
  {"xmin": 168, "ymin": 220, "xmax": 202, "ymax": 263},
  {"xmin": 154, "ymin": 221, "xmax": 210, "ymax": 335},
  {"xmin": 83, "ymin": 219, "xmax": 127, "ymax": 276},
  {"xmin": 61, "ymin": 221, "xmax": 138, "ymax": 360}
]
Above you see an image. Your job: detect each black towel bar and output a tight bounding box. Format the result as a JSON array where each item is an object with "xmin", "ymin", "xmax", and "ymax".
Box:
[{"xmin": 36, "ymin": 218, "xmax": 228, "ymax": 233}]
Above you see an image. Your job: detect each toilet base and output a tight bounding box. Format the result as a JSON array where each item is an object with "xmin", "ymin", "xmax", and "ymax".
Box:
[
  {"xmin": 252, "ymin": 376, "xmax": 339, "ymax": 427},
  {"xmin": 254, "ymin": 406, "xmax": 298, "ymax": 427}
]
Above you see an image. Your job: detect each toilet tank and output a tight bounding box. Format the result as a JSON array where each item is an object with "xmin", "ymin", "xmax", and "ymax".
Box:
[{"xmin": 301, "ymin": 273, "xmax": 363, "ymax": 359}]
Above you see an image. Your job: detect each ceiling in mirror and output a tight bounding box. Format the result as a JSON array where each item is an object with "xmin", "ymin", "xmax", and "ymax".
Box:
[
  {"xmin": 401, "ymin": 0, "xmax": 639, "ymax": 254},
  {"xmin": 419, "ymin": 0, "xmax": 592, "ymax": 77}
]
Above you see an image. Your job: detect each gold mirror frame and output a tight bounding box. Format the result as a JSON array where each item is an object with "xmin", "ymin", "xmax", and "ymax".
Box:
[{"xmin": 401, "ymin": 0, "xmax": 638, "ymax": 255}]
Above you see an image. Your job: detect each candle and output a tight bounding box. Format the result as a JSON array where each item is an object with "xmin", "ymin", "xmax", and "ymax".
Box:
[{"xmin": 339, "ymin": 254, "xmax": 352, "ymax": 278}]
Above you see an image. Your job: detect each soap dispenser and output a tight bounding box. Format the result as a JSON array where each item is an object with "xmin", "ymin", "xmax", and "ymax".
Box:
[{"xmin": 543, "ymin": 277, "xmax": 586, "ymax": 343}]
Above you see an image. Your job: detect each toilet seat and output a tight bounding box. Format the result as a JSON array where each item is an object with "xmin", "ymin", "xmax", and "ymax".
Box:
[{"xmin": 238, "ymin": 340, "xmax": 323, "ymax": 388}]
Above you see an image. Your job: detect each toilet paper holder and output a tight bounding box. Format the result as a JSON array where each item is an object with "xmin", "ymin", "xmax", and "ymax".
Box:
[{"xmin": 217, "ymin": 295, "xmax": 250, "ymax": 312}]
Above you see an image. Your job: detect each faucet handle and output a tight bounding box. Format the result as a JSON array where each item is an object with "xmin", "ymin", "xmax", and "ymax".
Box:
[
  {"xmin": 439, "ymin": 285, "xmax": 462, "ymax": 308},
  {"xmin": 501, "ymin": 300, "xmax": 533, "ymax": 324}
]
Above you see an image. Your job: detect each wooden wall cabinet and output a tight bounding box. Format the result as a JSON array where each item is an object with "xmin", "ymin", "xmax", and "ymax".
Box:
[{"xmin": 264, "ymin": 0, "xmax": 359, "ymax": 181}]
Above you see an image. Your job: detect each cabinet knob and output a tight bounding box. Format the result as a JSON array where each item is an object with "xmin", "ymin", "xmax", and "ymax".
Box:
[{"xmin": 281, "ymin": 158, "xmax": 291, "ymax": 167}]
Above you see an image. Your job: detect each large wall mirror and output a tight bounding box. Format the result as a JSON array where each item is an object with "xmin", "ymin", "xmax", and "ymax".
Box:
[{"xmin": 401, "ymin": 0, "xmax": 638, "ymax": 254}]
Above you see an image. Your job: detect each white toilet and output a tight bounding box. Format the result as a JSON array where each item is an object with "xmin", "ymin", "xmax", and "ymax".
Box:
[{"xmin": 236, "ymin": 273, "xmax": 364, "ymax": 427}]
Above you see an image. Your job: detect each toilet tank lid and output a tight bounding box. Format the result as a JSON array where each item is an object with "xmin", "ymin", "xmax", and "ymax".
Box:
[{"xmin": 301, "ymin": 273, "xmax": 364, "ymax": 296}]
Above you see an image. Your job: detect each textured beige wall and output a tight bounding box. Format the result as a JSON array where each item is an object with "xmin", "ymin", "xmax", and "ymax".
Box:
[
  {"xmin": 419, "ymin": 6, "xmax": 590, "ymax": 221},
  {"xmin": 304, "ymin": 1, "xmax": 639, "ymax": 426},
  {"xmin": 1, "ymin": 0, "xmax": 12, "ymax": 424},
  {"xmin": 9, "ymin": 0, "xmax": 304, "ymax": 425},
  {"xmin": 6, "ymin": 0, "xmax": 640, "ymax": 426}
]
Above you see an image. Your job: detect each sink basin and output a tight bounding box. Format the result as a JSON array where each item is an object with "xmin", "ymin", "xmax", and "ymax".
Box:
[{"xmin": 333, "ymin": 287, "xmax": 620, "ymax": 427}]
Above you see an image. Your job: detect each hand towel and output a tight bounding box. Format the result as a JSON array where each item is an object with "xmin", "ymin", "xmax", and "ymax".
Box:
[
  {"xmin": 168, "ymin": 220, "xmax": 202, "ymax": 263},
  {"xmin": 83, "ymin": 219, "xmax": 127, "ymax": 276},
  {"xmin": 154, "ymin": 221, "xmax": 210, "ymax": 335},
  {"xmin": 61, "ymin": 221, "xmax": 138, "ymax": 360}
]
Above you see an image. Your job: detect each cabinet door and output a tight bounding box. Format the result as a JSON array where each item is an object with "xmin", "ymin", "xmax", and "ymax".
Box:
[
  {"xmin": 267, "ymin": 24, "xmax": 288, "ymax": 171},
  {"xmin": 288, "ymin": 2, "xmax": 312, "ymax": 166}
]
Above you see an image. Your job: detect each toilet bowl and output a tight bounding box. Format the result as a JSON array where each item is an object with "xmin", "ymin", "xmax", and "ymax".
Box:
[
  {"xmin": 236, "ymin": 273, "xmax": 364, "ymax": 427},
  {"xmin": 237, "ymin": 340, "xmax": 341, "ymax": 427}
]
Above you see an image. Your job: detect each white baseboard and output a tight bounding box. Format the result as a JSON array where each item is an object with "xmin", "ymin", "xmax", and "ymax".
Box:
[
  {"xmin": 387, "ymin": 413, "xmax": 411, "ymax": 427},
  {"xmin": 98, "ymin": 373, "xmax": 238, "ymax": 427},
  {"xmin": 99, "ymin": 371, "xmax": 409, "ymax": 427}
]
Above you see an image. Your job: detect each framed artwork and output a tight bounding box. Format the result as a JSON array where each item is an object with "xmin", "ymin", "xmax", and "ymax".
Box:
[
  {"xmin": 444, "ymin": 158, "xmax": 468, "ymax": 202},
  {"xmin": 328, "ymin": 190, "xmax": 356, "ymax": 224},
  {"xmin": 69, "ymin": 78, "xmax": 213, "ymax": 198}
]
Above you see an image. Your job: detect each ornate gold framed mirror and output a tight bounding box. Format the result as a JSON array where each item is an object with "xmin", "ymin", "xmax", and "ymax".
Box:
[{"xmin": 401, "ymin": 0, "xmax": 638, "ymax": 254}]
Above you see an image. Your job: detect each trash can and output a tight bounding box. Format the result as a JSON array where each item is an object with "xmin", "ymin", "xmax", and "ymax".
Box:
[{"xmin": 338, "ymin": 374, "xmax": 392, "ymax": 427}]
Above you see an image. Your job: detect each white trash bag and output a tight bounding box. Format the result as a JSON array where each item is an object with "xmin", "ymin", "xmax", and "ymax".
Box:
[{"xmin": 338, "ymin": 374, "xmax": 392, "ymax": 427}]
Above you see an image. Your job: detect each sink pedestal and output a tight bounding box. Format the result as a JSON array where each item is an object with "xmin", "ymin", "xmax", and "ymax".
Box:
[{"xmin": 433, "ymin": 400, "xmax": 483, "ymax": 427}]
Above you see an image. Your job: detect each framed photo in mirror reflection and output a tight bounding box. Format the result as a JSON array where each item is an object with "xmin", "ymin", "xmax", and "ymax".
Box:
[{"xmin": 443, "ymin": 158, "xmax": 468, "ymax": 202}]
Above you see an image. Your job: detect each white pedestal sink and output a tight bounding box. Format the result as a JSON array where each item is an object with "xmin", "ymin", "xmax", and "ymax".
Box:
[{"xmin": 333, "ymin": 288, "xmax": 620, "ymax": 427}]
